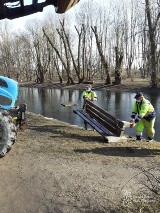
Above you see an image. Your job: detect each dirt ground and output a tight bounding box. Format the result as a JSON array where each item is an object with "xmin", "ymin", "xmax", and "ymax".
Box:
[{"xmin": 0, "ymin": 79, "xmax": 160, "ymax": 213}]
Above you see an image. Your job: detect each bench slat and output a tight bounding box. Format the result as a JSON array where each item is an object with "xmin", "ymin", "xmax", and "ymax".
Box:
[
  {"xmin": 86, "ymin": 100, "xmax": 124, "ymax": 128},
  {"xmin": 86, "ymin": 107, "xmax": 122, "ymax": 136},
  {"xmin": 73, "ymin": 100, "xmax": 124, "ymax": 140},
  {"xmin": 73, "ymin": 109, "xmax": 113, "ymax": 140}
]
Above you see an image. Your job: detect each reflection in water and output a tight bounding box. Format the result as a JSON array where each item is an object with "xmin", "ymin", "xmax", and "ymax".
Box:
[{"xmin": 18, "ymin": 87, "xmax": 160, "ymax": 141}]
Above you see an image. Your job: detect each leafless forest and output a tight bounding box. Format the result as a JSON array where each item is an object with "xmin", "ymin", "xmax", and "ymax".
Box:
[{"xmin": 0, "ymin": 0, "xmax": 159, "ymax": 87}]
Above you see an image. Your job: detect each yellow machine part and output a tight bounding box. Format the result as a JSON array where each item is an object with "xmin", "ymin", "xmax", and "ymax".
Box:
[{"xmin": 56, "ymin": 0, "xmax": 80, "ymax": 13}]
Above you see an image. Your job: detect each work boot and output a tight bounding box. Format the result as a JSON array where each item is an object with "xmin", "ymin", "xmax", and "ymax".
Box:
[
  {"xmin": 136, "ymin": 135, "xmax": 142, "ymax": 141},
  {"xmin": 147, "ymin": 137, "xmax": 154, "ymax": 142},
  {"xmin": 84, "ymin": 122, "xmax": 87, "ymax": 130}
]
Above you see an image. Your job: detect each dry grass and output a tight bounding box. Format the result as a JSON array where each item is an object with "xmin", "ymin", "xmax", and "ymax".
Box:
[{"xmin": 2, "ymin": 79, "xmax": 158, "ymax": 212}]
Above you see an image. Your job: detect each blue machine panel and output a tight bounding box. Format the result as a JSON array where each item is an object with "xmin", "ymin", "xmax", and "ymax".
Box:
[{"xmin": 0, "ymin": 76, "xmax": 18, "ymax": 110}]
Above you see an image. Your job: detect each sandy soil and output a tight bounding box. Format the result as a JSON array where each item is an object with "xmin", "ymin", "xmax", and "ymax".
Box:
[{"xmin": 0, "ymin": 79, "xmax": 159, "ymax": 213}]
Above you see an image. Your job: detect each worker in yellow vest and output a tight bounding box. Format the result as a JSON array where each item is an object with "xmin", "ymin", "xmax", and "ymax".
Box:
[
  {"xmin": 130, "ymin": 92, "xmax": 156, "ymax": 141},
  {"xmin": 82, "ymin": 85, "xmax": 97, "ymax": 129},
  {"xmin": 82, "ymin": 85, "xmax": 97, "ymax": 109}
]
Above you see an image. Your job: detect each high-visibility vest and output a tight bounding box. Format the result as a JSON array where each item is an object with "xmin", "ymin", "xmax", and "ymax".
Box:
[
  {"xmin": 82, "ymin": 90, "xmax": 97, "ymax": 100},
  {"xmin": 132, "ymin": 98, "xmax": 155, "ymax": 119}
]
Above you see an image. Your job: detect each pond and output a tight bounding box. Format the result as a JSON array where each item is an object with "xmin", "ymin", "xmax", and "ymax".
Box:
[{"xmin": 18, "ymin": 87, "xmax": 160, "ymax": 141}]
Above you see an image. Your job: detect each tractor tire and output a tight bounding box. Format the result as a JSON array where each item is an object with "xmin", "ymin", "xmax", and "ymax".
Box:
[{"xmin": 0, "ymin": 110, "xmax": 17, "ymax": 157}]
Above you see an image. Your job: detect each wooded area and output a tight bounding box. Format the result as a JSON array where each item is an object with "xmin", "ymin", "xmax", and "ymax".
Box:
[{"xmin": 0, "ymin": 0, "xmax": 159, "ymax": 87}]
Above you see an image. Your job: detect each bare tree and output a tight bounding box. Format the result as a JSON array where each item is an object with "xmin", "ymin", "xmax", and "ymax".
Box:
[
  {"xmin": 123, "ymin": 1, "xmax": 137, "ymax": 79},
  {"xmin": 114, "ymin": 47, "xmax": 123, "ymax": 85},
  {"xmin": 42, "ymin": 27, "xmax": 74, "ymax": 85},
  {"xmin": 11, "ymin": 34, "xmax": 33, "ymax": 81},
  {"xmin": 33, "ymin": 39, "xmax": 51, "ymax": 83},
  {"xmin": 145, "ymin": 0, "xmax": 160, "ymax": 88},
  {"xmin": 91, "ymin": 26, "xmax": 111, "ymax": 85},
  {"xmin": 56, "ymin": 21, "xmax": 75, "ymax": 85},
  {"xmin": 75, "ymin": 25, "xmax": 85, "ymax": 83},
  {"xmin": 53, "ymin": 54, "xmax": 63, "ymax": 83},
  {"xmin": 25, "ymin": 20, "xmax": 52, "ymax": 83}
]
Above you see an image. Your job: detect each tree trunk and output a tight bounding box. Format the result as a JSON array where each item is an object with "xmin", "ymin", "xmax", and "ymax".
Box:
[
  {"xmin": 114, "ymin": 47, "xmax": 123, "ymax": 85},
  {"xmin": 53, "ymin": 56, "xmax": 63, "ymax": 84},
  {"xmin": 91, "ymin": 26, "xmax": 111, "ymax": 85},
  {"xmin": 42, "ymin": 27, "xmax": 74, "ymax": 85},
  {"xmin": 145, "ymin": 0, "xmax": 160, "ymax": 88},
  {"xmin": 75, "ymin": 25, "xmax": 83, "ymax": 83}
]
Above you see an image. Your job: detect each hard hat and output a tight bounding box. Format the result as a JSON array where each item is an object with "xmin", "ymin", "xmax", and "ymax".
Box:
[{"xmin": 134, "ymin": 92, "xmax": 143, "ymax": 99}]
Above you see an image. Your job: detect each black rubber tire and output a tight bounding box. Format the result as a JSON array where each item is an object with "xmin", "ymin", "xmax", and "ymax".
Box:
[{"xmin": 0, "ymin": 110, "xmax": 17, "ymax": 157}]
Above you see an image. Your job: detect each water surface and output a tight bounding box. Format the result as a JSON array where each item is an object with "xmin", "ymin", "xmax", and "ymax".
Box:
[{"xmin": 18, "ymin": 87, "xmax": 160, "ymax": 141}]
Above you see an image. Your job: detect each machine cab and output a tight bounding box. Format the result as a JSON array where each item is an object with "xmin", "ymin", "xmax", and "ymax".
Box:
[
  {"xmin": 0, "ymin": 76, "xmax": 18, "ymax": 110},
  {"xmin": 0, "ymin": 0, "xmax": 80, "ymax": 20}
]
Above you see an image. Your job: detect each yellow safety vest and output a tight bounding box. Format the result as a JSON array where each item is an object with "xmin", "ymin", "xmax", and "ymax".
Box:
[
  {"xmin": 82, "ymin": 90, "xmax": 97, "ymax": 100},
  {"xmin": 132, "ymin": 98, "xmax": 155, "ymax": 119}
]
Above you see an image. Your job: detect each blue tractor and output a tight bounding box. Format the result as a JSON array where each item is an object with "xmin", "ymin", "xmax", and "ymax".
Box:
[{"xmin": 0, "ymin": 76, "xmax": 26, "ymax": 157}]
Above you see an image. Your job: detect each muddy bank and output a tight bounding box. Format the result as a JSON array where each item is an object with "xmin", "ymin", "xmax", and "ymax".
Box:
[{"xmin": 19, "ymin": 78, "xmax": 160, "ymax": 96}]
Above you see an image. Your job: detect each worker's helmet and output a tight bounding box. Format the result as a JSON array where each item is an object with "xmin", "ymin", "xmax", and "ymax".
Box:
[
  {"xmin": 86, "ymin": 85, "xmax": 92, "ymax": 91},
  {"xmin": 134, "ymin": 92, "xmax": 143, "ymax": 99}
]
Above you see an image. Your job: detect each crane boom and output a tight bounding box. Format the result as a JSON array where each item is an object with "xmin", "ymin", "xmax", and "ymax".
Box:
[{"xmin": 0, "ymin": 0, "xmax": 80, "ymax": 20}]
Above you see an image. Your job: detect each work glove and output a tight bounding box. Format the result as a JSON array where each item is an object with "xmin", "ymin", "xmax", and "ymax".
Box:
[
  {"xmin": 135, "ymin": 118, "xmax": 139, "ymax": 123},
  {"xmin": 131, "ymin": 114, "xmax": 136, "ymax": 119},
  {"xmin": 130, "ymin": 119, "xmax": 135, "ymax": 128},
  {"xmin": 84, "ymin": 97, "xmax": 90, "ymax": 101}
]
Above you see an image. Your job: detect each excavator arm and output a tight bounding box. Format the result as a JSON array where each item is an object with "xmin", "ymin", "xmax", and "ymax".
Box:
[{"xmin": 0, "ymin": 0, "xmax": 80, "ymax": 20}]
